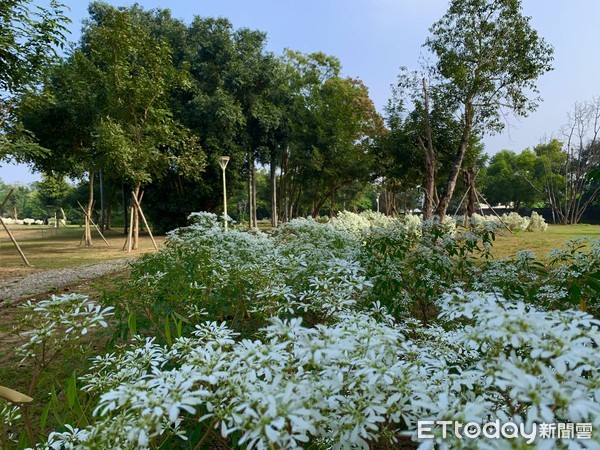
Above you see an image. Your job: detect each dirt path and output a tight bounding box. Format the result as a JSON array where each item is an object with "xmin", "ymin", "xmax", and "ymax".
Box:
[{"xmin": 0, "ymin": 258, "xmax": 132, "ymax": 307}]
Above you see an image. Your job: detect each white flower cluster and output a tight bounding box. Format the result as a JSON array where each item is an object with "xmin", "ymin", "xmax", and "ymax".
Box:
[
  {"xmin": 327, "ymin": 210, "xmax": 546, "ymax": 236},
  {"xmin": 0, "ymin": 403, "xmax": 21, "ymax": 443},
  {"xmin": 527, "ymin": 211, "xmax": 549, "ymax": 231},
  {"xmin": 43, "ymin": 293, "xmax": 599, "ymax": 449},
  {"xmin": 329, "ymin": 210, "xmax": 397, "ymax": 236},
  {"xmin": 501, "ymin": 212, "xmax": 531, "ymax": 231},
  {"xmin": 16, "ymin": 294, "xmax": 114, "ymax": 364},
  {"xmin": 24, "ymin": 213, "xmax": 594, "ymax": 449},
  {"xmin": 1, "ymin": 217, "xmax": 44, "ymax": 225},
  {"xmin": 456, "ymin": 212, "xmax": 548, "ymax": 233}
]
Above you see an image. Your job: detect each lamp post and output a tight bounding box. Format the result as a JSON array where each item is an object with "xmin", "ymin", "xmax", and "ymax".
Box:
[
  {"xmin": 219, "ymin": 156, "xmax": 230, "ymax": 232},
  {"xmin": 376, "ymin": 192, "xmax": 381, "ymax": 213}
]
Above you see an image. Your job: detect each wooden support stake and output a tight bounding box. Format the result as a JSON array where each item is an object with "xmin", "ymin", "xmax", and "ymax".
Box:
[
  {"xmin": 131, "ymin": 191, "xmax": 158, "ymax": 250},
  {"xmin": 127, "ymin": 205, "xmax": 134, "ymax": 253},
  {"xmin": 0, "ymin": 189, "xmax": 13, "ymax": 211},
  {"xmin": 0, "ymin": 190, "xmax": 31, "ymax": 266},
  {"xmin": 77, "ymin": 202, "xmax": 110, "ymax": 246},
  {"xmin": 475, "ymin": 189, "xmax": 513, "ymax": 234},
  {"xmin": 0, "ymin": 217, "xmax": 31, "ymax": 266}
]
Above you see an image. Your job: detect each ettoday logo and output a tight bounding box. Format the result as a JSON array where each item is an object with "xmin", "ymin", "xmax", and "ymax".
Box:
[{"xmin": 417, "ymin": 420, "xmax": 593, "ymax": 444}]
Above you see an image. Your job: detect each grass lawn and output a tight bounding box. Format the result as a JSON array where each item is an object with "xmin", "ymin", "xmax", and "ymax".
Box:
[
  {"xmin": 0, "ymin": 225, "xmax": 163, "ymax": 281},
  {"xmin": 490, "ymin": 223, "xmax": 600, "ymax": 260}
]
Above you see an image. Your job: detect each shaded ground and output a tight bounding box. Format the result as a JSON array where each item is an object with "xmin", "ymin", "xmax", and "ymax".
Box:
[{"xmin": 0, "ymin": 225, "xmax": 163, "ymax": 280}]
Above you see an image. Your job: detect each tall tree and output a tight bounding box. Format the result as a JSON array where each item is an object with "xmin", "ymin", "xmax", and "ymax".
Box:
[
  {"xmin": 283, "ymin": 51, "xmax": 384, "ymax": 218},
  {"xmin": 424, "ymin": 0, "xmax": 553, "ymax": 219},
  {"xmin": 534, "ymin": 99, "xmax": 600, "ymax": 224},
  {"xmin": 84, "ymin": 4, "xmax": 205, "ymax": 248},
  {"xmin": 381, "ymin": 75, "xmax": 482, "ymax": 217},
  {"xmin": 18, "ymin": 51, "xmax": 104, "ymax": 245}
]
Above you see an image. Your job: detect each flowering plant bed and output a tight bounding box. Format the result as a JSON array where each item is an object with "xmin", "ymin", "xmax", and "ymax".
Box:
[{"xmin": 2, "ymin": 212, "xmax": 599, "ymax": 449}]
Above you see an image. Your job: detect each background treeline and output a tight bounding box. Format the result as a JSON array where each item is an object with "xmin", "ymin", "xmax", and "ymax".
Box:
[{"xmin": 3, "ymin": 1, "xmax": 599, "ymax": 235}]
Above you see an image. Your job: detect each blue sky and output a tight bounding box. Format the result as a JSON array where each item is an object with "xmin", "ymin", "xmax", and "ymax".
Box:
[{"xmin": 2, "ymin": 0, "xmax": 599, "ymax": 183}]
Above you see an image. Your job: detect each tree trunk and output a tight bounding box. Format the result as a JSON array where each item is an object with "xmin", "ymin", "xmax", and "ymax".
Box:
[
  {"xmin": 295, "ymin": 187, "xmax": 302, "ymax": 219},
  {"xmin": 252, "ymin": 163, "xmax": 257, "ymax": 227},
  {"xmin": 279, "ymin": 147, "xmax": 289, "ymax": 223},
  {"xmin": 313, "ymin": 187, "xmax": 334, "ymax": 218},
  {"xmin": 287, "ymin": 180, "xmax": 297, "ymax": 221},
  {"xmin": 330, "ymin": 189, "xmax": 335, "ymax": 218},
  {"xmin": 84, "ymin": 168, "xmax": 94, "ymax": 247},
  {"xmin": 132, "ymin": 184, "xmax": 140, "ymax": 250},
  {"xmin": 436, "ymin": 106, "xmax": 474, "ymax": 220},
  {"xmin": 422, "ymin": 158, "xmax": 436, "ymax": 219},
  {"xmin": 247, "ymin": 151, "xmax": 255, "ymax": 228},
  {"xmin": 270, "ymin": 150, "xmax": 278, "ymax": 228},
  {"xmin": 105, "ymin": 202, "xmax": 112, "ymax": 230},
  {"xmin": 419, "ymin": 78, "xmax": 436, "ymax": 220}
]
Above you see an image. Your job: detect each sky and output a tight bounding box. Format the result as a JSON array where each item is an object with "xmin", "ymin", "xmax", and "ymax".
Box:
[{"xmin": 2, "ymin": 0, "xmax": 599, "ymax": 184}]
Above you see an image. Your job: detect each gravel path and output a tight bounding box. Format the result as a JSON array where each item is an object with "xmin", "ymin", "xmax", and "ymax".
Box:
[{"xmin": 0, "ymin": 258, "xmax": 132, "ymax": 307}]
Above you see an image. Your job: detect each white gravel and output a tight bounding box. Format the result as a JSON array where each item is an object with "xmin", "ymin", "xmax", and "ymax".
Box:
[{"xmin": 0, "ymin": 258, "xmax": 132, "ymax": 307}]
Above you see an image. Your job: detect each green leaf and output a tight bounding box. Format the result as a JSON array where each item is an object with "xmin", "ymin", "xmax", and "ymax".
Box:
[
  {"xmin": 66, "ymin": 372, "xmax": 77, "ymax": 408},
  {"xmin": 39, "ymin": 402, "xmax": 52, "ymax": 430},
  {"xmin": 127, "ymin": 312, "xmax": 137, "ymax": 336},
  {"xmin": 164, "ymin": 314, "xmax": 172, "ymax": 346}
]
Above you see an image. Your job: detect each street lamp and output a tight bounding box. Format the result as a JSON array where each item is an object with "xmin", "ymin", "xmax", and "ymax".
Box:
[
  {"xmin": 376, "ymin": 192, "xmax": 381, "ymax": 213},
  {"xmin": 219, "ymin": 156, "xmax": 230, "ymax": 232}
]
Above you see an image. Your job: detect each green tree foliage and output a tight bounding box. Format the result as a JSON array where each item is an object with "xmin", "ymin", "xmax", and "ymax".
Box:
[
  {"xmin": 19, "ymin": 3, "xmax": 206, "ymax": 244},
  {"xmin": 35, "ymin": 173, "xmax": 73, "ymax": 213},
  {"xmin": 0, "ymin": 0, "xmax": 68, "ymax": 93},
  {"xmin": 85, "ymin": 5, "xmax": 205, "ymax": 190},
  {"xmin": 482, "ymin": 149, "xmax": 541, "ymax": 210},
  {"xmin": 137, "ymin": 14, "xmax": 290, "ymax": 229},
  {"xmin": 282, "ymin": 51, "xmax": 384, "ymax": 218},
  {"xmin": 424, "ymin": 0, "xmax": 554, "ymax": 218},
  {"xmin": 0, "ymin": 0, "xmax": 69, "ymax": 162}
]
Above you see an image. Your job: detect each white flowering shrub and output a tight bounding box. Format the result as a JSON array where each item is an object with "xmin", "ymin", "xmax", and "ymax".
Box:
[
  {"xmin": 0, "ymin": 403, "xmax": 21, "ymax": 444},
  {"xmin": 40, "ymin": 293, "xmax": 600, "ymax": 449},
  {"xmin": 463, "ymin": 213, "xmax": 503, "ymax": 233},
  {"xmin": 467, "ymin": 239, "xmax": 600, "ymax": 316},
  {"xmin": 500, "ymin": 212, "xmax": 530, "ymax": 231},
  {"xmin": 7, "ymin": 212, "xmax": 594, "ymax": 449},
  {"xmin": 402, "ymin": 213, "xmax": 423, "ymax": 237},
  {"xmin": 330, "ymin": 210, "xmax": 397, "ymax": 236},
  {"xmin": 185, "ymin": 211, "xmax": 222, "ymax": 231},
  {"xmin": 0, "ymin": 294, "xmax": 114, "ymax": 448},
  {"xmin": 527, "ymin": 211, "xmax": 548, "ymax": 231},
  {"xmin": 16, "ymin": 294, "xmax": 114, "ymax": 365}
]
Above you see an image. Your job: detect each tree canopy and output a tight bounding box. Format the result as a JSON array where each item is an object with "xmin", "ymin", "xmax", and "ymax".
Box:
[{"xmin": 424, "ymin": 0, "xmax": 554, "ymax": 218}]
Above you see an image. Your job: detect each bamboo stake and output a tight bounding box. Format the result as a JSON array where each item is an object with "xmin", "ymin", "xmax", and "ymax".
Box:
[
  {"xmin": 127, "ymin": 205, "xmax": 134, "ymax": 253},
  {"xmin": 0, "ymin": 190, "xmax": 31, "ymax": 266},
  {"xmin": 77, "ymin": 202, "xmax": 110, "ymax": 246},
  {"xmin": 0, "ymin": 217, "xmax": 31, "ymax": 266},
  {"xmin": 131, "ymin": 191, "xmax": 158, "ymax": 250},
  {"xmin": 0, "ymin": 189, "xmax": 13, "ymax": 211}
]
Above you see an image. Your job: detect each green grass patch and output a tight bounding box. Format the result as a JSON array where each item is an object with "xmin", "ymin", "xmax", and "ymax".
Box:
[
  {"xmin": 490, "ymin": 224, "xmax": 600, "ymax": 260},
  {"xmin": 0, "ymin": 225, "xmax": 163, "ymax": 278}
]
